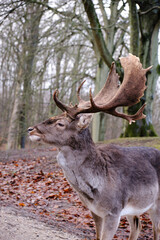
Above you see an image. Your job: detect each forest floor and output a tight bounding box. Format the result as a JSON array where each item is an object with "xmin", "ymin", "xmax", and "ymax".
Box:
[{"xmin": 0, "ymin": 137, "xmax": 160, "ymax": 240}]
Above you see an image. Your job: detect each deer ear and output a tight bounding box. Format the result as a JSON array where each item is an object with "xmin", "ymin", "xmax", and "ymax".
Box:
[{"xmin": 77, "ymin": 114, "xmax": 93, "ymax": 129}]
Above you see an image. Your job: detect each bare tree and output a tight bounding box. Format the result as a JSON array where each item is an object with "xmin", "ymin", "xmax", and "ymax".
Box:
[{"xmin": 6, "ymin": 2, "xmax": 45, "ymax": 149}]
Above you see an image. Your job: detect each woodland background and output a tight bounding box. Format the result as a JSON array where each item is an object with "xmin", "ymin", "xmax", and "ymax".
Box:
[{"xmin": 0, "ymin": 0, "xmax": 160, "ymax": 150}]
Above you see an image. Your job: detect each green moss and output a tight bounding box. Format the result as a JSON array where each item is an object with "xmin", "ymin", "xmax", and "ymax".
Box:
[
  {"xmin": 156, "ymin": 64, "xmax": 160, "ymax": 75},
  {"xmin": 102, "ymin": 137, "xmax": 160, "ymax": 150},
  {"xmin": 121, "ymin": 119, "xmax": 157, "ymax": 138},
  {"xmin": 151, "ymin": 144, "xmax": 160, "ymax": 150}
]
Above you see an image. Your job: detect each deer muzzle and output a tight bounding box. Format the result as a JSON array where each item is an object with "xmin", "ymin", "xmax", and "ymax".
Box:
[{"xmin": 27, "ymin": 126, "xmax": 42, "ymax": 142}]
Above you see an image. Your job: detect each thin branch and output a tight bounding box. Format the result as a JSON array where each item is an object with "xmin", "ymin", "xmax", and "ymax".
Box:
[
  {"xmin": 140, "ymin": 6, "xmax": 160, "ymax": 15},
  {"xmin": 0, "ymin": 2, "xmax": 25, "ymax": 25}
]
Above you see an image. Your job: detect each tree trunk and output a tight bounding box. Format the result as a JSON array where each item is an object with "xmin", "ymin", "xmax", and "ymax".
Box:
[
  {"xmin": 92, "ymin": 59, "xmax": 109, "ymax": 141},
  {"xmin": 128, "ymin": 0, "xmax": 139, "ymax": 55},
  {"xmin": 145, "ymin": 21, "xmax": 160, "ymax": 125},
  {"xmin": 7, "ymin": 3, "xmax": 44, "ymax": 149},
  {"xmin": 7, "ymin": 73, "xmax": 21, "ymax": 149},
  {"xmin": 19, "ymin": 4, "xmax": 44, "ymax": 148}
]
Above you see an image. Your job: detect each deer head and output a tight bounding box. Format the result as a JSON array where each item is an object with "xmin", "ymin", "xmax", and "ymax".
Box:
[{"xmin": 28, "ymin": 112, "xmax": 93, "ymax": 148}]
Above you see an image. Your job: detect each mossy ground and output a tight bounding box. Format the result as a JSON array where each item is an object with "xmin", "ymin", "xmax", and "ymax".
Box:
[{"xmin": 102, "ymin": 137, "xmax": 160, "ymax": 150}]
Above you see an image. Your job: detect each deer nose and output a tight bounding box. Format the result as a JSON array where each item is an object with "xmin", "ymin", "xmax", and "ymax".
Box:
[{"xmin": 28, "ymin": 127, "xmax": 34, "ymax": 133}]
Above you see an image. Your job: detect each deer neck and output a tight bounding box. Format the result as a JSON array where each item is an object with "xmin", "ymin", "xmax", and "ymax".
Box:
[
  {"xmin": 57, "ymin": 128, "xmax": 99, "ymax": 188},
  {"xmin": 58, "ymin": 128, "xmax": 97, "ymax": 163}
]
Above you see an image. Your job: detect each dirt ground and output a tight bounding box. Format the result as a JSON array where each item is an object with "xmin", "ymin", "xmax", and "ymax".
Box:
[
  {"xmin": 1, "ymin": 138, "xmax": 160, "ymax": 239},
  {"xmin": 0, "ymin": 206, "xmax": 81, "ymax": 240}
]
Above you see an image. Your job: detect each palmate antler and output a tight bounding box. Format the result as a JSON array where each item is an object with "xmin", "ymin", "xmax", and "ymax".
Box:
[{"xmin": 53, "ymin": 54, "xmax": 152, "ymax": 124}]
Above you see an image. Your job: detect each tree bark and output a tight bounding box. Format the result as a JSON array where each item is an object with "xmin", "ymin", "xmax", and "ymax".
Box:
[
  {"xmin": 128, "ymin": 0, "xmax": 139, "ymax": 55},
  {"xmin": 82, "ymin": 0, "xmax": 113, "ymax": 68},
  {"xmin": 7, "ymin": 2, "xmax": 44, "ymax": 149},
  {"xmin": 145, "ymin": 21, "xmax": 160, "ymax": 125},
  {"xmin": 92, "ymin": 59, "xmax": 109, "ymax": 141},
  {"xmin": 19, "ymin": 3, "xmax": 44, "ymax": 148},
  {"xmin": 7, "ymin": 75, "xmax": 21, "ymax": 149}
]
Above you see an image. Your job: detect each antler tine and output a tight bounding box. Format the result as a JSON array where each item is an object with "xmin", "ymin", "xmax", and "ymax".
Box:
[
  {"xmin": 53, "ymin": 90, "xmax": 71, "ymax": 113},
  {"xmin": 145, "ymin": 65, "xmax": 153, "ymax": 73},
  {"xmin": 89, "ymin": 88, "xmax": 104, "ymax": 113},
  {"xmin": 77, "ymin": 80, "xmax": 86, "ymax": 102},
  {"xmin": 109, "ymin": 103, "xmax": 146, "ymax": 125},
  {"xmin": 89, "ymin": 88, "xmax": 98, "ymax": 110},
  {"xmin": 53, "ymin": 88, "xmax": 86, "ymax": 119}
]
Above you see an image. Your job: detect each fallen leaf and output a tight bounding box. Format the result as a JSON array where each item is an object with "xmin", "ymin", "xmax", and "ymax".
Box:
[{"xmin": 19, "ymin": 202, "xmax": 25, "ymax": 207}]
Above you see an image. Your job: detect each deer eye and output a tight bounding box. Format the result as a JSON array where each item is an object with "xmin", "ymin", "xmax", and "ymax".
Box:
[{"xmin": 57, "ymin": 122, "xmax": 65, "ymax": 127}]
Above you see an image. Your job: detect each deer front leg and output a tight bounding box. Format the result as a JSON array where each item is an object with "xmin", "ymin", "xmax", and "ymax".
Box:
[
  {"xmin": 100, "ymin": 214, "xmax": 120, "ymax": 240},
  {"xmin": 127, "ymin": 216, "xmax": 141, "ymax": 240},
  {"xmin": 91, "ymin": 212, "xmax": 103, "ymax": 240},
  {"xmin": 149, "ymin": 199, "xmax": 160, "ymax": 240}
]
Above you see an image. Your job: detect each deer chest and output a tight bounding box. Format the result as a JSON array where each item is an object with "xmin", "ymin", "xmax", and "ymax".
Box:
[{"xmin": 57, "ymin": 151, "xmax": 97, "ymax": 200}]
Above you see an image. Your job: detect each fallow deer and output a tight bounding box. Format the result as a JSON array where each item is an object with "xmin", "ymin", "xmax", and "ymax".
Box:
[{"xmin": 28, "ymin": 54, "xmax": 160, "ymax": 240}]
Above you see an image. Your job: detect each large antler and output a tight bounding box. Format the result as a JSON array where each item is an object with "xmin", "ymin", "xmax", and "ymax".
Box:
[{"xmin": 53, "ymin": 54, "xmax": 152, "ymax": 124}]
